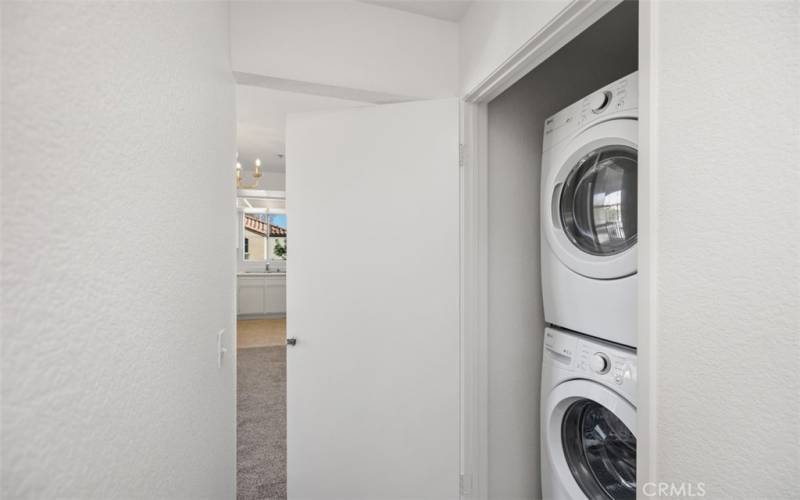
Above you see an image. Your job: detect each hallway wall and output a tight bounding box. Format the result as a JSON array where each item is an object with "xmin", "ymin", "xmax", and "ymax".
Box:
[
  {"xmin": 459, "ymin": 0, "xmax": 569, "ymax": 96},
  {"xmin": 1, "ymin": 3, "xmax": 237, "ymax": 497},
  {"xmin": 649, "ymin": 2, "xmax": 799, "ymax": 496}
]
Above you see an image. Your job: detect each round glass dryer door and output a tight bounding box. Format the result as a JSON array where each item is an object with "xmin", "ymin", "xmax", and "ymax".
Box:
[
  {"xmin": 560, "ymin": 146, "xmax": 637, "ymax": 256},
  {"xmin": 562, "ymin": 399, "xmax": 636, "ymax": 500}
]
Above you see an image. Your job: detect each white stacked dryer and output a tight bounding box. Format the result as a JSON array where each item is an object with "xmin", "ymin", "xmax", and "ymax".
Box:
[{"xmin": 540, "ymin": 72, "xmax": 638, "ymax": 348}]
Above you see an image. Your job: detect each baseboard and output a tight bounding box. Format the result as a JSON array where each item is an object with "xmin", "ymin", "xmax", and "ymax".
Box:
[{"xmin": 237, "ymin": 313, "xmax": 287, "ymax": 320}]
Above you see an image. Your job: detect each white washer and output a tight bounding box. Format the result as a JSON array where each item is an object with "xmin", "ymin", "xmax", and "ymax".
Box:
[
  {"xmin": 541, "ymin": 72, "xmax": 638, "ymax": 347},
  {"xmin": 541, "ymin": 326, "xmax": 636, "ymax": 500}
]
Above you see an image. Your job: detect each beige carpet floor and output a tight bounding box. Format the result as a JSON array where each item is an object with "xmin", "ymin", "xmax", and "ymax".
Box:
[
  {"xmin": 237, "ymin": 318, "xmax": 287, "ymax": 499},
  {"xmin": 237, "ymin": 346, "xmax": 286, "ymax": 500},
  {"xmin": 238, "ymin": 318, "xmax": 286, "ymax": 349}
]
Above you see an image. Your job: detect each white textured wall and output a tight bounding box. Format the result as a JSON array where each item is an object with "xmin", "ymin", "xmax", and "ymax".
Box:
[
  {"xmin": 231, "ymin": 1, "xmax": 458, "ymax": 99},
  {"xmin": 651, "ymin": 2, "xmax": 799, "ymax": 497},
  {"xmin": 1, "ymin": 3, "xmax": 237, "ymax": 498},
  {"xmin": 459, "ymin": 0, "xmax": 568, "ymax": 95},
  {"xmin": 487, "ymin": 4, "xmax": 637, "ymax": 498}
]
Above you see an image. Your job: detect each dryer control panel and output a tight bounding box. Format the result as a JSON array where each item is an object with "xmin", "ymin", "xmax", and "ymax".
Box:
[
  {"xmin": 544, "ymin": 327, "xmax": 637, "ymax": 401},
  {"xmin": 575, "ymin": 341, "xmax": 637, "ymax": 388},
  {"xmin": 542, "ymin": 71, "xmax": 638, "ymax": 152}
]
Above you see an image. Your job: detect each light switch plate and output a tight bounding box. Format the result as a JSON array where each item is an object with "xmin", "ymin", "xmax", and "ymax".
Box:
[{"xmin": 217, "ymin": 329, "xmax": 227, "ymax": 368}]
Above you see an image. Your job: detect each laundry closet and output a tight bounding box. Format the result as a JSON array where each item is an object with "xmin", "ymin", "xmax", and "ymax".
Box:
[{"xmin": 481, "ymin": 2, "xmax": 638, "ymax": 498}]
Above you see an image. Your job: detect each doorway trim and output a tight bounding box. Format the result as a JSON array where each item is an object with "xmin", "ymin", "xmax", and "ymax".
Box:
[
  {"xmin": 636, "ymin": 0, "xmax": 658, "ymax": 489},
  {"xmin": 458, "ymin": 1, "xmax": 656, "ymax": 498},
  {"xmin": 463, "ymin": 0, "xmax": 621, "ymax": 104}
]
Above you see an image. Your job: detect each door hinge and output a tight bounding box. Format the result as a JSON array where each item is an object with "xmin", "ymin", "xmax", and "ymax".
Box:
[
  {"xmin": 460, "ymin": 473, "xmax": 473, "ymax": 495},
  {"xmin": 459, "ymin": 143, "xmax": 465, "ymax": 168}
]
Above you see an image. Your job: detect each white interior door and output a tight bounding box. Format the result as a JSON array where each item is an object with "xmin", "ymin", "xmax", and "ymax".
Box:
[{"xmin": 286, "ymin": 98, "xmax": 460, "ymax": 499}]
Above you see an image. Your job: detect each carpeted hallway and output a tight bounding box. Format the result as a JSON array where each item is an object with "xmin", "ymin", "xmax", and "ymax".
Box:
[{"xmin": 237, "ymin": 319, "xmax": 287, "ymax": 500}]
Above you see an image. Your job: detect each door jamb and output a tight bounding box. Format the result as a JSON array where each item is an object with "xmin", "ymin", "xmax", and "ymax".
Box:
[
  {"xmin": 637, "ymin": 0, "xmax": 658, "ymax": 490},
  {"xmin": 458, "ymin": 1, "xmax": 656, "ymax": 498}
]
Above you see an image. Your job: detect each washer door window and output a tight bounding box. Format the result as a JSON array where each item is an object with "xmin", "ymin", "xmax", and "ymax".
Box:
[
  {"xmin": 562, "ymin": 399, "xmax": 636, "ymax": 500},
  {"xmin": 560, "ymin": 146, "xmax": 637, "ymax": 257}
]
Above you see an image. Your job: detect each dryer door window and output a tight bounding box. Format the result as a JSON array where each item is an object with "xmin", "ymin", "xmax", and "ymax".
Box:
[
  {"xmin": 560, "ymin": 146, "xmax": 637, "ymax": 256},
  {"xmin": 562, "ymin": 399, "xmax": 636, "ymax": 500}
]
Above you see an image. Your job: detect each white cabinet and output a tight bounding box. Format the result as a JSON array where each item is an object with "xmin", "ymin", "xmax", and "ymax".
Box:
[
  {"xmin": 264, "ymin": 278, "xmax": 287, "ymax": 314},
  {"xmin": 237, "ymin": 274, "xmax": 286, "ymax": 316},
  {"xmin": 238, "ymin": 280, "xmax": 266, "ymax": 315}
]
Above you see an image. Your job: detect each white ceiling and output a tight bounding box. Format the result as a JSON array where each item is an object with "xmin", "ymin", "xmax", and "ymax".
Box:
[
  {"xmin": 236, "ymin": 85, "xmax": 367, "ymax": 173},
  {"xmin": 236, "ymin": 1, "xmax": 470, "ymax": 174},
  {"xmin": 359, "ymin": 0, "xmax": 472, "ymax": 22}
]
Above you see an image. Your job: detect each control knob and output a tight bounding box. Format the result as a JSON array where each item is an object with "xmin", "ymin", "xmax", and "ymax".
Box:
[
  {"xmin": 590, "ymin": 353, "xmax": 610, "ymax": 374},
  {"xmin": 588, "ymin": 91, "xmax": 612, "ymax": 113}
]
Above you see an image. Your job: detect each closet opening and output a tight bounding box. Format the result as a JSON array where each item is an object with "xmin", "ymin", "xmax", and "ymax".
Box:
[{"xmin": 467, "ymin": 2, "xmax": 640, "ymax": 498}]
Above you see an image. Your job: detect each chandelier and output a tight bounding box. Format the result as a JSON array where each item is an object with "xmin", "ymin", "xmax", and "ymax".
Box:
[{"xmin": 236, "ymin": 155, "xmax": 262, "ymax": 189}]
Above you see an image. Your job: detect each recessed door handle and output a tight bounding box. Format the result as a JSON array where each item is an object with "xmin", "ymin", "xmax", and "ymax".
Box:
[
  {"xmin": 287, "ymin": 338, "xmax": 297, "ymax": 346},
  {"xmin": 552, "ymin": 182, "xmax": 563, "ymax": 229}
]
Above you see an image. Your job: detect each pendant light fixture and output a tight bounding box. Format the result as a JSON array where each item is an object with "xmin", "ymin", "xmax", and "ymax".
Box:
[{"xmin": 236, "ymin": 153, "xmax": 263, "ymax": 189}]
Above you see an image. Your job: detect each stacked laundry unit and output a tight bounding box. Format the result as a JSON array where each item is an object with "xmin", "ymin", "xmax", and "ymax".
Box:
[{"xmin": 539, "ymin": 72, "xmax": 639, "ymax": 500}]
